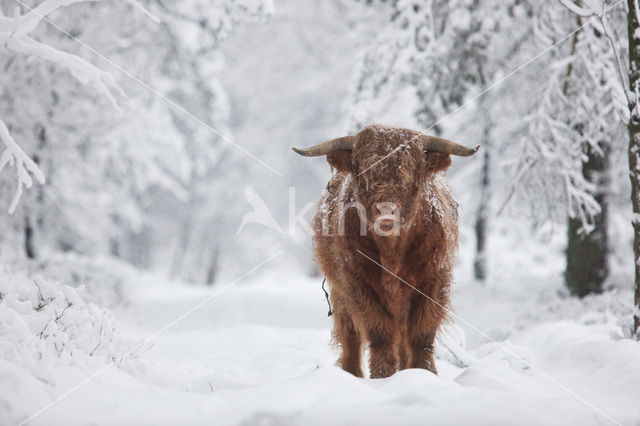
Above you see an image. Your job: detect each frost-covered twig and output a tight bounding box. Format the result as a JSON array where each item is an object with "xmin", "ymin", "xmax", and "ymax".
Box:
[
  {"xmin": 6, "ymin": 33, "xmax": 123, "ymax": 110},
  {"xmin": 0, "ymin": 118, "xmax": 45, "ymax": 214},
  {"xmin": 2, "ymin": 0, "xmax": 125, "ymax": 109}
]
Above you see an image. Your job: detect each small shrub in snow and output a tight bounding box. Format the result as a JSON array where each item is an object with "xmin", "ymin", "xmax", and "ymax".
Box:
[
  {"xmin": 33, "ymin": 253, "xmax": 136, "ymax": 308},
  {"xmin": 0, "ymin": 272, "xmax": 117, "ymax": 375}
]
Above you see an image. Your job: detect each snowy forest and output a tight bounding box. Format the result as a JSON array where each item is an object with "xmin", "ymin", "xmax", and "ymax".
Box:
[{"xmin": 1, "ymin": 0, "xmax": 640, "ymax": 424}]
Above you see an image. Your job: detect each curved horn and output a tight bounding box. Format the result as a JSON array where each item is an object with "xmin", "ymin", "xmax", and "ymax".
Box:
[
  {"xmin": 292, "ymin": 136, "xmax": 356, "ymax": 157},
  {"xmin": 419, "ymin": 135, "xmax": 480, "ymax": 157}
]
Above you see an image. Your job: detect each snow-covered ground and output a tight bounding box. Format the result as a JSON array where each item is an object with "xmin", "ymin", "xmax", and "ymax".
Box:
[{"xmin": 2, "ymin": 232, "xmax": 640, "ymax": 426}]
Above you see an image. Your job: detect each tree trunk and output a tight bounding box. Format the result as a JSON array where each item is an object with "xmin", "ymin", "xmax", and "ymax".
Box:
[
  {"xmin": 565, "ymin": 143, "xmax": 609, "ymax": 297},
  {"xmin": 205, "ymin": 244, "xmax": 219, "ymax": 286},
  {"xmin": 474, "ymin": 116, "xmax": 491, "ymax": 282},
  {"xmin": 24, "ymin": 213, "xmax": 37, "ymax": 259},
  {"xmin": 170, "ymin": 216, "xmax": 193, "ymax": 278},
  {"xmin": 628, "ymin": 0, "xmax": 640, "ymax": 337},
  {"xmin": 560, "ymin": 6, "xmax": 609, "ymax": 298},
  {"xmin": 24, "ymin": 123, "xmax": 47, "ymax": 260}
]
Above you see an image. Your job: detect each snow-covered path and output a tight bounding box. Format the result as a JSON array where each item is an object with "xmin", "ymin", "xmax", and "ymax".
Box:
[{"xmin": 14, "ymin": 269, "xmax": 639, "ymax": 426}]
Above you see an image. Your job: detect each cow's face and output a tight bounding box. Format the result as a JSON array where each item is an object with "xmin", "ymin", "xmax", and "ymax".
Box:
[{"xmin": 327, "ymin": 126, "xmax": 452, "ymax": 235}]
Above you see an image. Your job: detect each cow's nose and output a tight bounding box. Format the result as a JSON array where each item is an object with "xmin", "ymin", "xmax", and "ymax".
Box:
[{"xmin": 376, "ymin": 202, "xmax": 398, "ymax": 216}]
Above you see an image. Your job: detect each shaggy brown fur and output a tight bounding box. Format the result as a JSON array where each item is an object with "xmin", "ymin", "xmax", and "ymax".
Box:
[{"xmin": 312, "ymin": 124, "xmax": 458, "ymax": 378}]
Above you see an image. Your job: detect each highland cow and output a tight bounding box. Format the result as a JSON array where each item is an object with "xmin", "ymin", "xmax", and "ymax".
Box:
[{"xmin": 293, "ymin": 124, "xmax": 479, "ymax": 378}]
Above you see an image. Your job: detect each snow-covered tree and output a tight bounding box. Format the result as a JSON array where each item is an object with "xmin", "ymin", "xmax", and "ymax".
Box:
[
  {"xmin": 0, "ymin": 0, "xmax": 273, "ymax": 276},
  {"xmin": 0, "ymin": 0, "xmax": 122, "ymax": 216},
  {"xmin": 346, "ymin": 0, "xmax": 531, "ymax": 281},
  {"xmin": 513, "ymin": 0, "xmax": 627, "ymax": 296}
]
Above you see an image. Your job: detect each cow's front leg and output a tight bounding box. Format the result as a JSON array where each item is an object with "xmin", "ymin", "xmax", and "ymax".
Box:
[
  {"xmin": 344, "ymin": 278, "xmax": 398, "ymax": 378},
  {"xmin": 332, "ymin": 307, "xmax": 363, "ymax": 377},
  {"xmin": 410, "ymin": 329, "xmax": 437, "ymax": 374},
  {"xmin": 407, "ymin": 295, "xmax": 443, "ymax": 374},
  {"xmin": 367, "ymin": 323, "xmax": 398, "ymax": 378}
]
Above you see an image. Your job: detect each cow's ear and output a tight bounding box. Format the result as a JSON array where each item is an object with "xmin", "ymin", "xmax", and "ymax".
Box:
[
  {"xmin": 425, "ymin": 151, "xmax": 452, "ymax": 174},
  {"xmin": 326, "ymin": 151, "xmax": 353, "ymax": 174}
]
